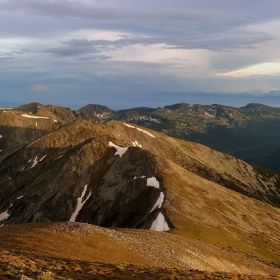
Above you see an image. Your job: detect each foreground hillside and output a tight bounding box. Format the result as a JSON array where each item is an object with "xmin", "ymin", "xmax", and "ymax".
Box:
[
  {"xmin": 0, "ymin": 223, "xmax": 279, "ymax": 279},
  {"xmin": 1, "ymin": 105, "xmax": 280, "ymax": 278}
]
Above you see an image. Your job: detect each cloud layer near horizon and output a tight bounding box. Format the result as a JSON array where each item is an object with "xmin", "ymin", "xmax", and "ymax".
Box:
[{"xmin": 1, "ymin": 0, "xmax": 280, "ymax": 109}]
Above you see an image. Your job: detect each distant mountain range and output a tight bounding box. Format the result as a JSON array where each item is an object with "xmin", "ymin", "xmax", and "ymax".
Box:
[
  {"xmin": 72, "ymin": 101, "xmax": 280, "ymax": 173},
  {"xmin": 1, "ymin": 102, "xmax": 280, "ymax": 278},
  {"xmin": 2, "ymin": 101, "xmax": 280, "ymax": 173}
]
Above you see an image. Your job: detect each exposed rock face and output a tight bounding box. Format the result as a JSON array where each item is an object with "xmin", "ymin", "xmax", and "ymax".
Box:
[
  {"xmin": 1, "ymin": 117, "xmax": 280, "ymax": 227},
  {"xmin": 0, "ymin": 120, "xmax": 171, "ymax": 231}
]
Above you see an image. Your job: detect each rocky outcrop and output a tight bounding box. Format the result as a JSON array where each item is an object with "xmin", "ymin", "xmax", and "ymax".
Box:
[{"xmin": 0, "ymin": 120, "xmax": 171, "ymax": 231}]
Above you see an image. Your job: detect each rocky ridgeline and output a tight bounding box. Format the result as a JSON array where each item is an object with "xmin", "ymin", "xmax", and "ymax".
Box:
[
  {"xmin": 47, "ymin": 222, "xmax": 185, "ymax": 268},
  {"xmin": 45, "ymin": 222, "xmax": 280, "ymax": 276}
]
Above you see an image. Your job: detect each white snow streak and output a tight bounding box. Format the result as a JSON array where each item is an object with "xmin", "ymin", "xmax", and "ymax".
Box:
[
  {"xmin": 123, "ymin": 123, "xmax": 135, "ymax": 128},
  {"xmin": 0, "ymin": 135, "xmax": 2, "ymax": 138},
  {"xmin": 139, "ymin": 115, "xmax": 161, "ymax": 123},
  {"xmin": 16, "ymin": 196, "xmax": 24, "ymax": 200},
  {"xmin": 147, "ymin": 177, "xmax": 160, "ymax": 188},
  {"xmin": 150, "ymin": 192, "xmax": 165, "ymax": 213},
  {"xmin": 136, "ymin": 127, "xmax": 155, "ymax": 138},
  {"xmin": 31, "ymin": 156, "xmax": 38, "ymax": 168},
  {"xmin": 132, "ymin": 141, "xmax": 142, "ymax": 148},
  {"xmin": 21, "ymin": 114, "xmax": 51, "ymax": 120},
  {"xmin": 150, "ymin": 212, "xmax": 170, "ymax": 232},
  {"xmin": 70, "ymin": 185, "xmax": 91, "ymax": 223},
  {"xmin": 39, "ymin": 155, "xmax": 47, "ymax": 162},
  {"xmin": 0, "ymin": 210, "xmax": 10, "ymax": 222},
  {"xmin": 109, "ymin": 141, "xmax": 128, "ymax": 157},
  {"xmin": 204, "ymin": 111, "xmax": 215, "ymax": 118},
  {"xmin": 123, "ymin": 122, "xmax": 156, "ymax": 138},
  {"xmin": 133, "ymin": 175, "xmax": 146, "ymax": 179}
]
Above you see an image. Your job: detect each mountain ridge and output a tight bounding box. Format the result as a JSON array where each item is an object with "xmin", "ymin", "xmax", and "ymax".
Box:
[{"xmin": 1, "ymin": 102, "xmax": 280, "ymax": 278}]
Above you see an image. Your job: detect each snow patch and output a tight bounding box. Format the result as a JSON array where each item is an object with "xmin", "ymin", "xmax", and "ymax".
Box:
[
  {"xmin": 133, "ymin": 175, "xmax": 146, "ymax": 179},
  {"xmin": 70, "ymin": 185, "xmax": 91, "ymax": 223},
  {"xmin": 147, "ymin": 177, "xmax": 160, "ymax": 188},
  {"xmin": 136, "ymin": 127, "xmax": 156, "ymax": 138},
  {"xmin": 204, "ymin": 111, "xmax": 215, "ymax": 118},
  {"xmin": 31, "ymin": 156, "xmax": 38, "ymax": 168},
  {"xmin": 21, "ymin": 114, "xmax": 51, "ymax": 120},
  {"xmin": 150, "ymin": 212, "xmax": 170, "ymax": 232},
  {"xmin": 96, "ymin": 112, "xmax": 111, "ymax": 118},
  {"xmin": 56, "ymin": 155, "xmax": 63, "ymax": 160},
  {"xmin": 123, "ymin": 122, "xmax": 156, "ymax": 138},
  {"xmin": 53, "ymin": 119, "xmax": 58, "ymax": 123},
  {"xmin": 39, "ymin": 155, "xmax": 47, "ymax": 162},
  {"xmin": 0, "ymin": 210, "xmax": 10, "ymax": 222},
  {"xmin": 132, "ymin": 141, "xmax": 142, "ymax": 148},
  {"xmin": 16, "ymin": 196, "xmax": 24, "ymax": 200},
  {"xmin": 0, "ymin": 149, "xmax": 2, "ymax": 152},
  {"xmin": 0, "ymin": 135, "xmax": 2, "ymax": 138},
  {"xmin": 150, "ymin": 192, "xmax": 165, "ymax": 213},
  {"xmin": 123, "ymin": 123, "xmax": 135, "ymax": 128},
  {"xmin": 139, "ymin": 115, "xmax": 162, "ymax": 123},
  {"xmin": 109, "ymin": 141, "xmax": 128, "ymax": 157}
]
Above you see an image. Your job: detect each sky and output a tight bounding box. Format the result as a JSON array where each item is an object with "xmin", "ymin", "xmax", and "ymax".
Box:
[{"xmin": 1, "ymin": 0, "xmax": 280, "ymax": 109}]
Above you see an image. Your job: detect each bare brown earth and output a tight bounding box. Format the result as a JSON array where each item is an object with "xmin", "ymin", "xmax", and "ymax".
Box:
[{"xmin": 0, "ymin": 223, "xmax": 279, "ymax": 280}]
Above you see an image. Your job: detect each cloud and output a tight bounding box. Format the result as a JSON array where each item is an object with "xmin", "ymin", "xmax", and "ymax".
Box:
[
  {"xmin": 1, "ymin": 0, "xmax": 280, "ymax": 109},
  {"xmin": 0, "ymin": 1, "xmax": 216, "ymax": 22},
  {"xmin": 29, "ymin": 84, "xmax": 50, "ymax": 91},
  {"xmin": 218, "ymin": 63, "xmax": 280, "ymax": 77}
]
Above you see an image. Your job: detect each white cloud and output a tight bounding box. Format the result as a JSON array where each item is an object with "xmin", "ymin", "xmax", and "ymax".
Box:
[
  {"xmin": 29, "ymin": 84, "xmax": 50, "ymax": 91},
  {"xmin": 218, "ymin": 63, "xmax": 280, "ymax": 77}
]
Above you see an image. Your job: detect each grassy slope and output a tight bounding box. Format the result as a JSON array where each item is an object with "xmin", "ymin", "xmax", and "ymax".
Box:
[
  {"xmin": 0, "ymin": 223, "xmax": 279, "ymax": 280},
  {"xmin": 1, "ymin": 119, "xmax": 280, "ymax": 279}
]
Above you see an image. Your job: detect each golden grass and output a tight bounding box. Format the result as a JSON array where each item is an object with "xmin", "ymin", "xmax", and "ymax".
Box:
[{"xmin": 1, "ymin": 223, "xmax": 280, "ymax": 279}]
